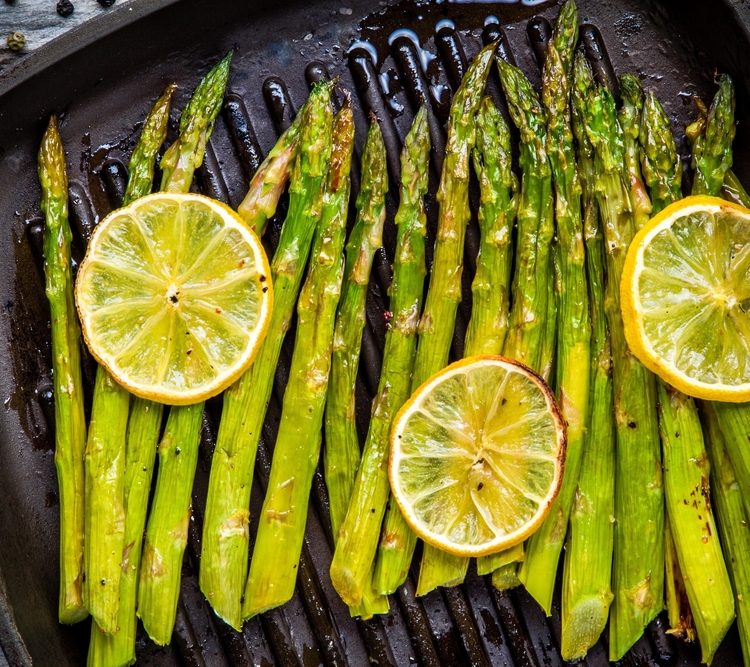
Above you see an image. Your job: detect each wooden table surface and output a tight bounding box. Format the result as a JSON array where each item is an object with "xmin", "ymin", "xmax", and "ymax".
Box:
[{"xmin": 0, "ymin": 0, "xmax": 140, "ymax": 74}]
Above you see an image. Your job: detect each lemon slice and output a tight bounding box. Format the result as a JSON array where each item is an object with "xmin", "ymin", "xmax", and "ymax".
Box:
[
  {"xmin": 388, "ymin": 355, "xmax": 566, "ymax": 557},
  {"xmin": 75, "ymin": 192, "xmax": 272, "ymax": 405},
  {"xmin": 621, "ymin": 195, "xmax": 750, "ymax": 402}
]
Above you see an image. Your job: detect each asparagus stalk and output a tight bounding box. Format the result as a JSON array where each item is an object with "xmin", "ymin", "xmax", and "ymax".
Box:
[
  {"xmin": 498, "ymin": 59, "xmax": 553, "ymax": 375},
  {"xmin": 136, "ymin": 56, "xmax": 232, "ymax": 645},
  {"xmin": 465, "ymin": 96, "xmax": 520, "ymax": 578},
  {"xmin": 618, "ymin": 75, "xmax": 652, "ymax": 231},
  {"xmin": 559, "ymin": 50, "xmax": 615, "ymax": 661},
  {"xmin": 477, "ymin": 543, "xmax": 523, "ymax": 577},
  {"xmin": 465, "ymin": 98, "xmax": 517, "ymax": 357},
  {"xmin": 519, "ymin": 0, "xmax": 591, "ymax": 615},
  {"xmin": 482, "ymin": 52, "xmax": 555, "ymax": 592},
  {"xmin": 159, "ymin": 53, "xmax": 232, "ymax": 193},
  {"xmin": 664, "ymin": 521, "xmax": 696, "ymax": 642},
  {"xmin": 580, "ymin": 62, "xmax": 664, "ymax": 662},
  {"xmin": 331, "ymin": 108, "xmax": 430, "ymax": 605},
  {"xmin": 39, "ymin": 117, "xmax": 89, "ymax": 625},
  {"xmin": 706, "ymin": 402, "xmax": 750, "ymax": 518},
  {"xmin": 137, "ymin": 404, "xmax": 203, "ymax": 645},
  {"xmin": 87, "ymin": 85, "xmax": 174, "ymax": 666},
  {"xmin": 687, "ymin": 93, "xmax": 749, "ymax": 208},
  {"xmin": 690, "ymin": 75, "xmax": 735, "ymax": 198},
  {"xmin": 83, "ymin": 369, "xmax": 129, "ymax": 635},
  {"xmin": 331, "ymin": 109, "xmax": 430, "ymax": 605},
  {"xmin": 237, "ymin": 110, "xmax": 304, "ymax": 236},
  {"xmin": 324, "ymin": 118, "xmax": 389, "ymax": 618},
  {"xmin": 199, "ymin": 82, "xmax": 333, "ymax": 630},
  {"xmin": 704, "ymin": 407, "xmax": 750, "ymax": 666},
  {"xmin": 657, "ymin": 385, "xmax": 734, "ymax": 662},
  {"xmin": 370, "ymin": 44, "xmax": 496, "ymax": 596},
  {"xmin": 243, "ymin": 103, "xmax": 353, "ymax": 618},
  {"xmin": 325, "ymin": 119, "xmax": 388, "ymax": 544}
]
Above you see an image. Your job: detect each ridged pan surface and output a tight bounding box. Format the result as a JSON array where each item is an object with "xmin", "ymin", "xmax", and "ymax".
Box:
[{"xmin": 0, "ymin": 0, "xmax": 747, "ymax": 664}]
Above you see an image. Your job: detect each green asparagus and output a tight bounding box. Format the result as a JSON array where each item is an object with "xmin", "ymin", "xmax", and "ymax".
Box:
[
  {"xmin": 559, "ymin": 50, "xmax": 615, "ymax": 661},
  {"xmin": 200, "ymin": 82, "xmax": 333, "ymax": 630},
  {"xmin": 137, "ymin": 56, "xmax": 232, "ymax": 645},
  {"xmin": 87, "ymin": 85, "xmax": 174, "ymax": 666},
  {"xmin": 486, "ymin": 51, "xmax": 555, "ymax": 592},
  {"xmin": 237, "ymin": 109, "xmax": 304, "ymax": 236},
  {"xmin": 465, "ymin": 96, "xmax": 520, "ymax": 579},
  {"xmin": 39, "ymin": 117, "xmax": 89, "ymax": 625},
  {"xmin": 463, "ymin": 97, "xmax": 517, "ymax": 357},
  {"xmin": 519, "ymin": 0, "xmax": 591, "ymax": 616},
  {"xmin": 83, "ymin": 369, "xmax": 129, "ymax": 635},
  {"xmin": 243, "ymin": 103, "xmax": 353, "ymax": 617},
  {"xmin": 704, "ymin": 406, "xmax": 750, "ymax": 666},
  {"xmin": 324, "ymin": 118, "xmax": 389, "ymax": 618},
  {"xmin": 581, "ymin": 64, "xmax": 663, "ymax": 662},
  {"xmin": 498, "ymin": 58, "xmax": 553, "ymax": 376},
  {"xmin": 325, "ymin": 119, "xmax": 388, "ymax": 544},
  {"xmin": 618, "ymin": 75, "xmax": 652, "ymax": 231},
  {"xmin": 159, "ymin": 53, "xmax": 232, "ymax": 194},
  {"xmin": 371, "ymin": 44, "xmax": 495, "ymax": 596},
  {"xmin": 664, "ymin": 523, "xmax": 696, "ymax": 642},
  {"xmin": 691, "ymin": 75, "xmax": 735, "ymax": 198},
  {"xmin": 331, "ymin": 109, "xmax": 430, "ymax": 605},
  {"xmin": 640, "ymin": 88, "xmax": 734, "ymax": 662}
]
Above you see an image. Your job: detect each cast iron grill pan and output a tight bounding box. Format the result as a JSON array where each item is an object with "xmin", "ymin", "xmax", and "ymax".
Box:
[{"xmin": 0, "ymin": 0, "xmax": 748, "ymax": 664}]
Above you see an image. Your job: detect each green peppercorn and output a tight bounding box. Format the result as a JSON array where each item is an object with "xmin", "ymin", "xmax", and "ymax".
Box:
[{"xmin": 7, "ymin": 31, "xmax": 25, "ymax": 52}]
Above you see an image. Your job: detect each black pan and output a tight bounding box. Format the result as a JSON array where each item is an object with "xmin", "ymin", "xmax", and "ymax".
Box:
[{"xmin": 0, "ymin": 0, "xmax": 748, "ymax": 664}]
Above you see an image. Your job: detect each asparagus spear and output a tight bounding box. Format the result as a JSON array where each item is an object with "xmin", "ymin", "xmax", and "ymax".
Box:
[
  {"xmin": 480, "ymin": 52, "xmax": 556, "ymax": 592},
  {"xmin": 691, "ymin": 75, "xmax": 735, "ymax": 198},
  {"xmin": 464, "ymin": 98, "xmax": 517, "ymax": 358},
  {"xmin": 657, "ymin": 385, "xmax": 733, "ymax": 661},
  {"xmin": 463, "ymin": 96, "xmax": 520, "ymax": 579},
  {"xmin": 370, "ymin": 44, "xmax": 495, "ymax": 596},
  {"xmin": 87, "ymin": 85, "xmax": 174, "ymax": 666},
  {"xmin": 580, "ymin": 62, "xmax": 664, "ymax": 662},
  {"xmin": 498, "ymin": 59, "xmax": 553, "ymax": 375},
  {"xmin": 137, "ymin": 404, "xmax": 203, "ymax": 645},
  {"xmin": 237, "ymin": 110, "xmax": 304, "ymax": 236},
  {"xmin": 324, "ymin": 118, "xmax": 389, "ymax": 618},
  {"xmin": 664, "ymin": 521, "xmax": 696, "ymax": 642},
  {"xmin": 136, "ymin": 56, "xmax": 232, "ymax": 645},
  {"xmin": 39, "ymin": 117, "xmax": 89, "ymax": 625},
  {"xmin": 707, "ymin": 402, "xmax": 750, "ymax": 518},
  {"xmin": 325, "ymin": 119, "xmax": 388, "ymax": 544},
  {"xmin": 559, "ymin": 50, "xmax": 615, "ymax": 661},
  {"xmin": 704, "ymin": 407, "xmax": 750, "ymax": 666},
  {"xmin": 332, "ymin": 108, "xmax": 430, "ymax": 606},
  {"xmin": 199, "ymin": 82, "xmax": 333, "ymax": 630},
  {"xmin": 687, "ymin": 93, "xmax": 749, "ymax": 208},
  {"xmin": 519, "ymin": 0, "xmax": 591, "ymax": 614},
  {"xmin": 83, "ymin": 372, "xmax": 128, "ymax": 635},
  {"xmin": 159, "ymin": 53, "xmax": 232, "ymax": 193},
  {"xmin": 243, "ymin": 103, "xmax": 353, "ymax": 618},
  {"xmin": 618, "ymin": 75, "xmax": 652, "ymax": 231}
]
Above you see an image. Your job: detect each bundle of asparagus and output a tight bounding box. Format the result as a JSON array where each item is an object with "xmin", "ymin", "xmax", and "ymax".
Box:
[{"xmin": 39, "ymin": 1, "xmax": 750, "ymax": 663}]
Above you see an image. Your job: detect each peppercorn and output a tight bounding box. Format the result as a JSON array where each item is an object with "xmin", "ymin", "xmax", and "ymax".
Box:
[
  {"xmin": 56, "ymin": 0, "xmax": 74, "ymax": 17},
  {"xmin": 6, "ymin": 31, "xmax": 25, "ymax": 52}
]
